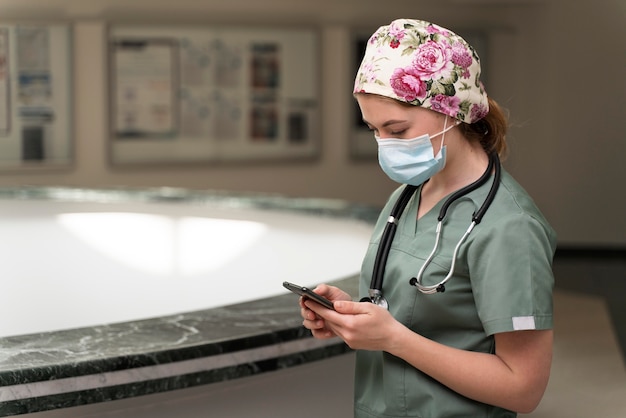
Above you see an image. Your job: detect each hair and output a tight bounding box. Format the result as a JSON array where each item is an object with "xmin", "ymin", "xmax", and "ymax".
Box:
[
  {"xmin": 358, "ymin": 93, "xmax": 510, "ymax": 159},
  {"xmin": 459, "ymin": 97, "xmax": 509, "ymax": 160}
]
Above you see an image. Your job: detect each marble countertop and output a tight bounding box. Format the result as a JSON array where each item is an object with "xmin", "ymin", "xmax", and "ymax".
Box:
[{"xmin": 0, "ymin": 187, "xmax": 378, "ymax": 416}]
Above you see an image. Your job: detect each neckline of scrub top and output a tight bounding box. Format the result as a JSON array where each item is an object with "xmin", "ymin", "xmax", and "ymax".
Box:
[
  {"xmin": 406, "ymin": 178, "xmax": 493, "ymax": 238},
  {"xmin": 407, "ymin": 184, "xmax": 444, "ymax": 237}
]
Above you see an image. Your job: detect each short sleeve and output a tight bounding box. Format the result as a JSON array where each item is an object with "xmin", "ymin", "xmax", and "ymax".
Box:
[{"xmin": 468, "ymin": 213, "xmax": 556, "ymax": 335}]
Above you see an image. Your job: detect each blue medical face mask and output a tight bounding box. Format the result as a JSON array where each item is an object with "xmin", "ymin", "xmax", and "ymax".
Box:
[{"xmin": 376, "ymin": 119, "xmax": 458, "ymax": 186}]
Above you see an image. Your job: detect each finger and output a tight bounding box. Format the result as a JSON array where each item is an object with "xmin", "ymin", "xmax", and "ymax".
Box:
[
  {"xmin": 300, "ymin": 306, "xmax": 318, "ymax": 321},
  {"xmin": 303, "ymin": 317, "xmax": 325, "ymax": 330},
  {"xmin": 311, "ymin": 328, "xmax": 335, "ymax": 339},
  {"xmin": 304, "ymin": 299, "xmax": 335, "ymax": 317},
  {"xmin": 312, "ymin": 283, "xmax": 331, "ymax": 296},
  {"xmin": 314, "ymin": 284, "xmax": 349, "ymax": 301},
  {"xmin": 300, "ymin": 296, "xmax": 322, "ymax": 317},
  {"xmin": 333, "ymin": 300, "xmax": 371, "ymax": 314}
]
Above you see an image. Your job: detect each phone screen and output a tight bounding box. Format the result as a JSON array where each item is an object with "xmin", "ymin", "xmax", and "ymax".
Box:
[{"xmin": 282, "ymin": 281, "xmax": 335, "ymax": 310}]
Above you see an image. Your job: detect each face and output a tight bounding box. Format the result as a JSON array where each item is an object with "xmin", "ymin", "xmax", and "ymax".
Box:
[{"xmin": 356, "ymin": 94, "xmax": 447, "ymax": 141}]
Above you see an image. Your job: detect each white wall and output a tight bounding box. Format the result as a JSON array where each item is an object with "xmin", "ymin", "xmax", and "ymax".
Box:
[{"xmin": 0, "ymin": 0, "xmax": 623, "ymax": 246}]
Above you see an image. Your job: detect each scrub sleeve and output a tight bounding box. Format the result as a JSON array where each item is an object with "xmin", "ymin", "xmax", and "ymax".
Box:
[{"xmin": 353, "ymin": 170, "xmax": 557, "ymax": 418}]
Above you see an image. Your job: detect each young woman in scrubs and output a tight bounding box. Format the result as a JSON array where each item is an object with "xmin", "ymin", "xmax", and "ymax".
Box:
[{"xmin": 299, "ymin": 19, "xmax": 557, "ymax": 418}]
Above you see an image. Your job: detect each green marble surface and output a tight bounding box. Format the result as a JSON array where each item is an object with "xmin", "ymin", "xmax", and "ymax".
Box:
[{"xmin": 0, "ymin": 186, "xmax": 377, "ymax": 416}]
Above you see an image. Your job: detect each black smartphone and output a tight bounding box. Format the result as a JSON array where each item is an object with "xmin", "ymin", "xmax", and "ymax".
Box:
[{"xmin": 282, "ymin": 281, "xmax": 335, "ymax": 310}]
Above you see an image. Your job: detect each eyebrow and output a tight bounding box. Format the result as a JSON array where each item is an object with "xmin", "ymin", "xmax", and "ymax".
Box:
[{"xmin": 362, "ymin": 118, "xmax": 408, "ymax": 128}]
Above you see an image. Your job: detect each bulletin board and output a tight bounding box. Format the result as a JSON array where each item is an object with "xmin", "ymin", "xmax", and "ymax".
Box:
[
  {"xmin": 0, "ymin": 23, "xmax": 72, "ymax": 168},
  {"xmin": 108, "ymin": 25, "xmax": 319, "ymax": 165}
]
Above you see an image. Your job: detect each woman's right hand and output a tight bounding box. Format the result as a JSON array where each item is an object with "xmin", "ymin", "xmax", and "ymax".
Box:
[{"xmin": 299, "ymin": 284, "xmax": 351, "ymax": 339}]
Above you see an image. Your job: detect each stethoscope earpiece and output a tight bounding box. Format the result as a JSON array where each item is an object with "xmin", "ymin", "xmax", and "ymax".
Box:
[{"xmin": 409, "ymin": 277, "xmax": 446, "ymax": 292}]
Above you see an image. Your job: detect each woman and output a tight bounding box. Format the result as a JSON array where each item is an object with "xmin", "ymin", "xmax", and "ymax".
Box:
[{"xmin": 299, "ymin": 19, "xmax": 557, "ymax": 417}]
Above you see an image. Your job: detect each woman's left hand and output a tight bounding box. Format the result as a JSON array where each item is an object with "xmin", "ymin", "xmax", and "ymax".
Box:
[{"xmin": 304, "ymin": 299, "xmax": 404, "ymax": 351}]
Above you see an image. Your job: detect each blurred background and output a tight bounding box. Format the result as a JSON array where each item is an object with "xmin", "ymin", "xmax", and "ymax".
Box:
[
  {"xmin": 0, "ymin": 0, "xmax": 624, "ymax": 416},
  {"xmin": 0, "ymin": 0, "xmax": 623, "ymax": 247}
]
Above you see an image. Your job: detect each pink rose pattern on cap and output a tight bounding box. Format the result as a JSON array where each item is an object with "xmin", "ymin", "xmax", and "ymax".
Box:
[{"xmin": 354, "ymin": 19, "xmax": 489, "ymax": 124}]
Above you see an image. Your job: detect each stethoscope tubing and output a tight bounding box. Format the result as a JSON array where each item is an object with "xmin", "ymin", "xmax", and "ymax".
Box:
[
  {"xmin": 411, "ymin": 153, "xmax": 501, "ymax": 293},
  {"xmin": 371, "ymin": 184, "xmax": 418, "ymax": 291},
  {"xmin": 368, "ymin": 153, "xmax": 502, "ymax": 306}
]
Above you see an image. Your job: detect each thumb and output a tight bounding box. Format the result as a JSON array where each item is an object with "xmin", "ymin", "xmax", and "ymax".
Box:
[{"xmin": 333, "ymin": 300, "xmax": 370, "ymax": 314}]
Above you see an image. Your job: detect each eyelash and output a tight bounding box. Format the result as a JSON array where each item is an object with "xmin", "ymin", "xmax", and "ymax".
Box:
[{"xmin": 367, "ymin": 127, "xmax": 407, "ymax": 137}]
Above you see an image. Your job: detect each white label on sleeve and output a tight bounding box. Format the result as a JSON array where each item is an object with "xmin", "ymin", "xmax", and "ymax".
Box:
[{"xmin": 512, "ymin": 316, "xmax": 536, "ymax": 330}]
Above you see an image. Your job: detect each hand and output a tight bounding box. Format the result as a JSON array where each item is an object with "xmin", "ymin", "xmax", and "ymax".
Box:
[
  {"xmin": 300, "ymin": 284, "xmax": 351, "ymax": 339},
  {"xmin": 305, "ymin": 297, "xmax": 404, "ymax": 351}
]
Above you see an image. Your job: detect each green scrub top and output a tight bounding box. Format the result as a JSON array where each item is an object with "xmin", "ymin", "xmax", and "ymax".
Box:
[{"xmin": 354, "ymin": 170, "xmax": 557, "ymax": 418}]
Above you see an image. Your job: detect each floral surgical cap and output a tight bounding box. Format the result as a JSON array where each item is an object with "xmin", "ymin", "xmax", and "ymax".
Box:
[{"xmin": 354, "ymin": 19, "xmax": 489, "ymax": 124}]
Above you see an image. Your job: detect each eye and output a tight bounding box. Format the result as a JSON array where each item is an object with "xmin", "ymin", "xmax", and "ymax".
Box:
[
  {"xmin": 389, "ymin": 129, "xmax": 407, "ymax": 136},
  {"xmin": 366, "ymin": 125, "xmax": 379, "ymax": 135}
]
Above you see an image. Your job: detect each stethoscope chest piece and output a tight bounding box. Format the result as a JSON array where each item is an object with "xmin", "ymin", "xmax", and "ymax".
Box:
[{"xmin": 360, "ymin": 289, "xmax": 389, "ymax": 310}]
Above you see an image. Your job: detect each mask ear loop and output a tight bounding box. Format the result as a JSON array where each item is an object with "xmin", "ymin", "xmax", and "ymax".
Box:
[
  {"xmin": 435, "ymin": 116, "xmax": 460, "ymax": 157},
  {"xmin": 439, "ymin": 116, "xmax": 449, "ymax": 156}
]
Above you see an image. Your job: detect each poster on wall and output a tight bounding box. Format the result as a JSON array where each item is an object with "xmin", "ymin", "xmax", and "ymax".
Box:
[
  {"xmin": 0, "ymin": 23, "xmax": 72, "ymax": 168},
  {"xmin": 16, "ymin": 26, "xmax": 55, "ymax": 162},
  {"xmin": 0, "ymin": 28, "xmax": 9, "ymax": 135},
  {"xmin": 108, "ymin": 25, "xmax": 319, "ymax": 165},
  {"xmin": 112, "ymin": 39, "xmax": 178, "ymax": 138}
]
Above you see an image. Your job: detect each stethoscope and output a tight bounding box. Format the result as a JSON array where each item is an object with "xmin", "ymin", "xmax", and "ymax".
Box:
[{"xmin": 361, "ymin": 152, "xmax": 501, "ymax": 309}]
